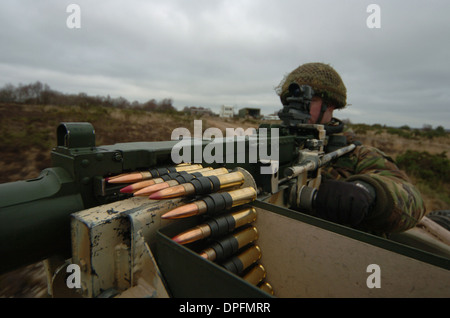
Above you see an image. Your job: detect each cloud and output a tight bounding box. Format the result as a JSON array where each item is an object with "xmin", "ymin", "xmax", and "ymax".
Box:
[{"xmin": 0, "ymin": 0, "xmax": 448, "ymax": 128}]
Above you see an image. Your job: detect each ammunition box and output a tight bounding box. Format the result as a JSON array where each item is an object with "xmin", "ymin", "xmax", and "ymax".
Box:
[
  {"xmin": 156, "ymin": 199, "xmax": 450, "ymax": 298},
  {"xmin": 155, "ymin": 215, "xmax": 271, "ymax": 298}
]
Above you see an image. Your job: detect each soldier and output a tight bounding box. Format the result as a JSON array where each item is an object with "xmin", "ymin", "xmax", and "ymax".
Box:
[{"xmin": 276, "ymin": 62, "xmax": 426, "ymax": 234}]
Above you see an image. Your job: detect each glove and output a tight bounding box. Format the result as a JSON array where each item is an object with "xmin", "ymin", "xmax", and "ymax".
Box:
[{"xmin": 314, "ymin": 180, "xmax": 376, "ymax": 226}]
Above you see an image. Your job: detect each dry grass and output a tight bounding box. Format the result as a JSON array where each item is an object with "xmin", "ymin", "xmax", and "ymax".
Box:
[{"xmin": 357, "ymin": 130, "xmax": 450, "ymax": 160}]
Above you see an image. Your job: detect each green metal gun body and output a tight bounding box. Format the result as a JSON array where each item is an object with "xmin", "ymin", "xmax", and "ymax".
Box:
[{"xmin": 0, "ymin": 122, "xmax": 304, "ymax": 274}]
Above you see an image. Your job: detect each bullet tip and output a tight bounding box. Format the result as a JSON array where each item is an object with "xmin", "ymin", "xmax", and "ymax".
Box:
[
  {"xmin": 120, "ymin": 185, "xmax": 134, "ymax": 193},
  {"xmin": 161, "ymin": 203, "xmax": 199, "ymax": 219},
  {"xmin": 106, "ymin": 172, "xmax": 144, "ymax": 184},
  {"xmin": 149, "ymin": 185, "xmax": 185, "ymax": 200},
  {"xmin": 134, "ymin": 182, "xmax": 169, "ymax": 197},
  {"xmin": 149, "ymin": 192, "xmax": 163, "ymax": 200},
  {"xmin": 170, "ymin": 227, "xmax": 206, "ymax": 245}
]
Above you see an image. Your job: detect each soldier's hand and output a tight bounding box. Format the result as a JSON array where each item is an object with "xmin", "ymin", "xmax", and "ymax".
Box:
[{"xmin": 314, "ymin": 180, "xmax": 375, "ymax": 226}]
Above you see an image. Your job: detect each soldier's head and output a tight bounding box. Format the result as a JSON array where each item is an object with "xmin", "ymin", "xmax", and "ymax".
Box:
[{"xmin": 276, "ymin": 62, "xmax": 347, "ymax": 124}]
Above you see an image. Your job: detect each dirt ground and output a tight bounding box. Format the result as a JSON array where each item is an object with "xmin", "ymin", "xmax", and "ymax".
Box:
[{"xmin": 0, "ymin": 263, "xmax": 48, "ymax": 298}]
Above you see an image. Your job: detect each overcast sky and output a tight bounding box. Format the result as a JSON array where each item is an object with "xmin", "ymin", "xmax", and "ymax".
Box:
[{"xmin": 0, "ymin": 0, "xmax": 449, "ymax": 128}]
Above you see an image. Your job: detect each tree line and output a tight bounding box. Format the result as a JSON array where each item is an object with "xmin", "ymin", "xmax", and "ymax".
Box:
[{"xmin": 0, "ymin": 81, "xmax": 176, "ymax": 112}]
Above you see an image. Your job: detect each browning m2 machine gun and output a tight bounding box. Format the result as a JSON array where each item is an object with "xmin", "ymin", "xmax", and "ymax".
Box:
[{"xmin": 1, "ymin": 85, "xmax": 449, "ymax": 298}]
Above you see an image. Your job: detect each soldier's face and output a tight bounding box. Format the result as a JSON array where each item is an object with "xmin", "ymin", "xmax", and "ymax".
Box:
[{"xmin": 309, "ymin": 97, "xmax": 335, "ymax": 124}]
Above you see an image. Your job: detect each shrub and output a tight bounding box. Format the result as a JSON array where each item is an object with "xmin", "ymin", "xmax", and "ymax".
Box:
[{"xmin": 396, "ymin": 150, "xmax": 450, "ymax": 188}]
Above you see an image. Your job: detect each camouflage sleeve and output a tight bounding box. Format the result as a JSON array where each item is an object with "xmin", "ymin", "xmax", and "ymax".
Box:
[
  {"xmin": 342, "ymin": 146, "xmax": 426, "ymax": 233},
  {"xmin": 323, "ymin": 144, "xmax": 426, "ymax": 233}
]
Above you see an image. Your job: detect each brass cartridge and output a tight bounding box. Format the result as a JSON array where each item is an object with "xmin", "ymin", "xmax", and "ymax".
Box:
[{"xmin": 243, "ymin": 264, "xmax": 266, "ymax": 286}]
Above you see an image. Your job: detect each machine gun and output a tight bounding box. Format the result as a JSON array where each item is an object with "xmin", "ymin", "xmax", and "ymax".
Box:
[{"xmin": 1, "ymin": 87, "xmax": 449, "ymax": 298}]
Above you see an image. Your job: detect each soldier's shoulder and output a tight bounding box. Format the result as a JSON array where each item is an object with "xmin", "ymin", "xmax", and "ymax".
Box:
[{"xmin": 356, "ymin": 144, "xmax": 394, "ymax": 161}]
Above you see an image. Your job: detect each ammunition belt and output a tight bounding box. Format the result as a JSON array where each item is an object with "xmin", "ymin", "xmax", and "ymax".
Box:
[{"xmin": 110, "ymin": 164, "xmax": 274, "ymax": 295}]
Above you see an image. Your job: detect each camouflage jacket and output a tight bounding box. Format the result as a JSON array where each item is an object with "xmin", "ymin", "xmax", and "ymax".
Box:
[{"xmin": 321, "ymin": 121, "xmax": 426, "ymax": 234}]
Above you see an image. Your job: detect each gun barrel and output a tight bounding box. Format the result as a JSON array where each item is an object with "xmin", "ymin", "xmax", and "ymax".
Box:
[
  {"xmin": 320, "ymin": 143, "xmax": 356, "ymax": 165},
  {"xmin": 0, "ymin": 168, "xmax": 83, "ymax": 274},
  {"xmin": 285, "ymin": 144, "xmax": 356, "ymax": 178}
]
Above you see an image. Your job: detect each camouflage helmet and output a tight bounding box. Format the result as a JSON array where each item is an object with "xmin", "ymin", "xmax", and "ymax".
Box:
[{"xmin": 276, "ymin": 63, "xmax": 347, "ymax": 109}]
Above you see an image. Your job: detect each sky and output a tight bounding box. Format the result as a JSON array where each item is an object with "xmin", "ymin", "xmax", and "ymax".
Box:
[{"xmin": 0, "ymin": 0, "xmax": 449, "ymax": 128}]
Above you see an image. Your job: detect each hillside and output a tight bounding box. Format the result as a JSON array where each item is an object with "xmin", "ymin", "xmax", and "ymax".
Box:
[{"xmin": 0, "ymin": 103, "xmax": 449, "ymax": 297}]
